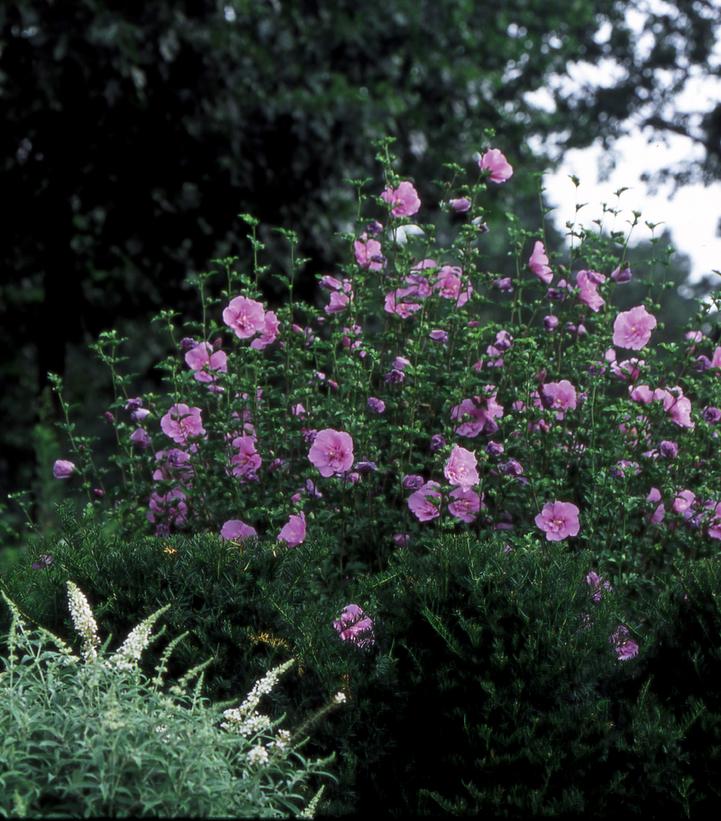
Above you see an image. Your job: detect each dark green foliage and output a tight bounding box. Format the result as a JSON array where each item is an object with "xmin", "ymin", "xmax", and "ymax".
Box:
[
  {"xmin": 9, "ymin": 517, "xmax": 721, "ymax": 815},
  {"xmin": 0, "ymin": 508, "xmax": 348, "ymax": 704},
  {"xmin": 642, "ymin": 558, "xmax": 721, "ymax": 814},
  {"xmin": 345, "ymin": 537, "xmax": 675, "ymax": 817}
]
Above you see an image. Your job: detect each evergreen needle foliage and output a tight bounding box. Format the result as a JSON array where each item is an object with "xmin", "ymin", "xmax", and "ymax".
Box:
[{"xmin": 8, "ymin": 520, "xmax": 721, "ymax": 815}]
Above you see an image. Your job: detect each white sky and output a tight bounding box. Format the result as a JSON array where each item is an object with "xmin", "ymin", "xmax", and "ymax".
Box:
[
  {"xmin": 543, "ymin": 131, "xmax": 721, "ymax": 284},
  {"xmin": 534, "ymin": 1, "xmax": 721, "ymax": 285}
]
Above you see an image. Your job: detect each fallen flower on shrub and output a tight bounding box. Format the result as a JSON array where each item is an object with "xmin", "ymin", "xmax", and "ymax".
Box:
[
  {"xmin": 277, "ymin": 511, "xmax": 307, "ymax": 548},
  {"xmin": 610, "ymin": 624, "xmax": 639, "ymax": 661},
  {"xmin": 333, "ymin": 603, "xmax": 375, "ymax": 648},
  {"xmin": 220, "ymin": 519, "xmax": 258, "ymax": 542}
]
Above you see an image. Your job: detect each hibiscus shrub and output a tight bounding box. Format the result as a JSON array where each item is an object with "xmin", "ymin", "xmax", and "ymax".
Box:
[{"xmin": 43, "ymin": 140, "xmax": 721, "ymax": 591}]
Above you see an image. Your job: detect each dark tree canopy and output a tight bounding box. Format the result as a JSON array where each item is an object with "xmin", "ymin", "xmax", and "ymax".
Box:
[{"xmin": 1, "ymin": 0, "xmax": 719, "ymax": 499}]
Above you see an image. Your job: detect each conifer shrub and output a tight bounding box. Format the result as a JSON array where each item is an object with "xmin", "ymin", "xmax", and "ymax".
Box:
[
  {"xmin": 0, "ymin": 506, "xmax": 346, "ymax": 703},
  {"xmin": 0, "ymin": 584, "xmax": 333, "ymax": 818},
  {"xmin": 640, "ymin": 556, "xmax": 721, "ymax": 813},
  {"xmin": 1, "ymin": 513, "xmax": 372, "ymax": 814},
  {"xmin": 341, "ymin": 533, "xmax": 693, "ymax": 817},
  {"xmin": 5, "ymin": 519, "xmax": 706, "ymax": 816}
]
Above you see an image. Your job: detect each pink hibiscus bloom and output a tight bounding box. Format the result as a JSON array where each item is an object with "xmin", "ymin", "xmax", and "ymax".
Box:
[
  {"xmin": 647, "ymin": 486, "xmax": 666, "ymax": 524},
  {"xmin": 611, "ymin": 356, "xmax": 643, "ymax": 382},
  {"xmin": 448, "ymin": 487, "xmax": 483, "ymax": 523},
  {"xmin": 535, "ymin": 501, "xmax": 580, "ymax": 541},
  {"xmin": 443, "ymin": 445, "xmax": 480, "ymax": 489},
  {"xmin": 153, "ymin": 448, "xmax": 194, "ymax": 484},
  {"xmin": 319, "ymin": 275, "xmax": 343, "ymax": 291},
  {"xmin": 325, "ymin": 291, "xmax": 350, "ymax": 315},
  {"xmin": 147, "ymin": 487, "xmax": 188, "ymax": 534},
  {"xmin": 611, "ymin": 265, "xmax": 632, "ymax": 283},
  {"xmin": 52, "ymin": 459, "xmax": 76, "ymax": 479},
  {"xmin": 540, "ymin": 380, "xmax": 577, "ymax": 417},
  {"xmin": 478, "ymin": 148, "xmax": 513, "ymax": 183},
  {"xmin": 404, "ymin": 273, "xmax": 433, "ymax": 299},
  {"xmin": 184, "ymin": 342, "xmax": 228, "ymax": 383},
  {"xmin": 384, "ymin": 286, "xmax": 423, "ymax": 318},
  {"xmin": 528, "ymin": 241, "xmax": 553, "ymax": 285},
  {"xmin": 308, "ymin": 428, "xmax": 355, "ymax": 477},
  {"xmin": 408, "ymin": 480, "xmax": 443, "ymax": 522},
  {"xmin": 672, "ymin": 489, "xmax": 696, "ymax": 515},
  {"xmin": 410, "ymin": 256, "xmax": 438, "ymax": 273},
  {"xmin": 449, "ymin": 197, "xmax": 471, "ymax": 212},
  {"xmin": 250, "ymin": 310, "xmax": 280, "ymax": 350},
  {"xmin": 450, "ymin": 398, "xmax": 487, "ymax": 437},
  {"xmin": 659, "ymin": 388, "xmax": 694, "ymax": 429},
  {"xmin": 450, "ymin": 392, "xmax": 504, "ymax": 438},
  {"xmin": 629, "ymin": 384, "xmax": 654, "ymax": 404},
  {"xmin": 222, "ymin": 296, "xmax": 267, "ymax": 340},
  {"xmin": 277, "ymin": 511, "xmax": 307, "ymax": 547},
  {"xmin": 576, "ymin": 269, "xmax": 606, "ymax": 312},
  {"xmin": 230, "ymin": 435, "xmax": 262, "ymax": 482},
  {"xmin": 367, "ymin": 396, "xmax": 386, "ymax": 414},
  {"xmin": 707, "ymin": 502, "xmax": 721, "ymax": 540},
  {"xmin": 433, "ymin": 265, "xmax": 473, "ymax": 307},
  {"xmin": 612, "ymin": 306, "xmax": 657, "ymax": 350},
  {"xmin": 220, "ymin": 519, "xmax": 258, "ymax": 542},
  {"xmin": 381, "ymin": 180, "xmax": 421, "ymax": 217},
  {"xmin": 354, "ymin": 233, "xmax": 385, "ymax": 271},
  {"xmin": 160, "ymin": 404, "xmax": 205, "ymax": 445}
]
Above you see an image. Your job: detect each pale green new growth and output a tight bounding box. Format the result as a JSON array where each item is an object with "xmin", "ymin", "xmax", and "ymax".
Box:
[
  {"xmin": 0, "ymin": 585, "xmax": 334, "ymax": 817},
  {"xmin": 299, "ymin": 784, "xmax": 326, "ymax": 819}
]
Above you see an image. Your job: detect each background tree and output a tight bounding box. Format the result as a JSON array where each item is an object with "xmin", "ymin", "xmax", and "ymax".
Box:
[{"xmin": 1, "ymin": 0, "xmax": 719, "ymax": 517}]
